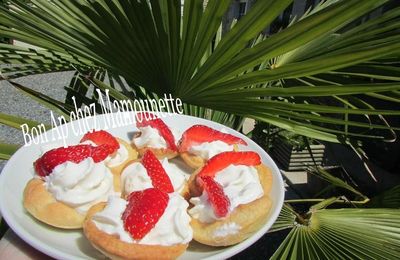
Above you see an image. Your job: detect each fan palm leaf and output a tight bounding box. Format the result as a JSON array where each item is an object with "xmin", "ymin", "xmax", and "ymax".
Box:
[
  {"xmin": 270, "ymin": 207, "xmax": 400, "ymax": 259},
  {"xmin": 1, "ymin": 0, "xmax": 399, "ymax": 143}
]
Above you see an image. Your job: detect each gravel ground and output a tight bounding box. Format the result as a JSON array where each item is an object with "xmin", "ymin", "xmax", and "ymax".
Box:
[{"xmin": 0, "ymin": 71, "xmax": 74, "ymax": 172}]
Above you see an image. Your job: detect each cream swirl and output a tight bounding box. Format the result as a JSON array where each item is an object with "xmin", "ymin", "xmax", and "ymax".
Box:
[
  {"xmin": 92, "ymin": 193, "xmax": 192, "ymax": 245},
  {"xmin": 106, "ymin": 144, "xmax": 129, "ymax": 167},
  {"xmin": 188, "ymin": 141, "xmax": 234, "ymax": 159},
  {"xmin": 189, "ymin": 165, "xmax": 263, "ymax": 223},
  {"xmin": 44, "ymin": 158, "xmax": 115, "ymax": 214},
  {"xmin": 133, "ymin": 126, "xmax": 180, "ymax": 149},
  {"xmin": 121, "ymin": 159, "xmax": 187, "ymax": 194},
  {"xmin": 133, "ymin": 126, "xmax": 166, "ymax": 149}
]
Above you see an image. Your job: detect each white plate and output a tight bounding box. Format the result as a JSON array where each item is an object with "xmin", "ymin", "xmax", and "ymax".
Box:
[{"xmin": 0, "ymin": 112, "xmax": 284, "ymax": 260}]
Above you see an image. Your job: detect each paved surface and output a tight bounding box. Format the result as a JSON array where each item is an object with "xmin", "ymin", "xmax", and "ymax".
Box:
[{"xmin": 0, "ymin": 71, "xmax": 75, "ymax": 171}]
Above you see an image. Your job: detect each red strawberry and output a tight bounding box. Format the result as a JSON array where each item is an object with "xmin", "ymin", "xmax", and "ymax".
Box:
[
  {"xmin": 91, "ymin": 144, "xmax": 113, "ymax": 163},
  {"xmin": 179, "ymin": 125, "xmax": 247, "ymax": 152},
  {"xmin": 122, "ymin": 188, "xmax": 169, "ymax": 240},
  {"xmin": 141, "ymin": 150, "xmax": 174, "ymax": 193},
  {"xmin": 198, "ymin": 151, "xmax": 261, "ymax": 180},
  {"xmin": 201, "ymin": 176, "xmax": 230, "ymax": 218},
  {"xmin": 136, "ymin": 114, "xmax": 177, "ymax": 151},
  {"xmin": 135, "ymin": 112, "xmax": 158, "ymax": 122},
  {"xmin": 80, "ymin": 130, "xmax": 119, "ymax": 153},
  {"xmin": 34, "ymin": 145, "xmax": 93, "ymax": 177}
]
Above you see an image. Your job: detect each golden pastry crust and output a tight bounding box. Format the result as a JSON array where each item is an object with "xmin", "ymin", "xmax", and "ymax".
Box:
[
  {"xmin": 188, "ymin": 164, "xmax": 273, "ymax": 246},
  {"xmin": 108, "ymin": 138, "xmax": 139, "ymax": 192},
  {"xmin": 120, "ymin": 159, "xmax": 190, "ymax": 199},
  {"xmin": 83, "ymin": 203, "xmax": 188, "ymax": 260},
  {"xmin": 131, "ymin": 133, "xmax": 178, "ymax": 159},
  {"xmin": 180, "ymin": 145, "xmax": 239, "ymax": 170},
  {"xmin": 23, "ymin": 178, "xmax": 85, "ymax": 229}
]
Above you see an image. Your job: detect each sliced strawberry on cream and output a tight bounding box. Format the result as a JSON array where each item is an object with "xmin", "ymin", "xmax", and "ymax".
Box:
[
  {"xmin": 133, "ymin": 113, "xmax": 178, "ymax": 152},
  {"xmin": 189, "ymin": 151, "xmax": 264, "ymax": 223},
  {"xmin": 121, "ymin": 150, "xmax": 186, "ymax": 195},
  {"xmin": 33, "ymin": 144, "xmax": 117, "ymax": 214},
  {"xmin": 122, "ymin": 188, "xmax": 169, "ymax": 239},
  {"xmin": 141, "ymin": 150, "xmax": 174, "ymax": 193},
  {"xmin": 34, "ymin": 144, "xmax": 95, "ymax": 177},
  {"xmin": 179, "ymin": 125, "xmax": 247, "ymax": 159},
  {"xmin": 92, "ymin": 191, "xmax": 193, "ymax": 245},
  {"xmin": 81, "ymin": 130, "xmax": 120, "ymax": 153},
  {"xmin": 34, "ymin": 144, "xmax": 114, "ymax": 177},
  {"xmin": 80, "ymin": 130, "xmax": 131, "ymax": 168},
  {"xmin": 91, "ymin": 144, "xmax": 115, "ymax": 163},
  {"xmin": 200, "ymin": 176, "xmax": 230, "ymax": 218},
  {"xmin": 197, "ymin": 151, "xmax": 261, "ymax": 181}
]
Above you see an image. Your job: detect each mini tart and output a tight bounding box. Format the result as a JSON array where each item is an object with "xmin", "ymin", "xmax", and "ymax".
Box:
[
  {"xmin": 109, "ymin": 138, "xmax": 138, "ymax": 192},
  {"xmin": 83, "ymin": 202, "xmax": 188, "ymax": 260},
  {"xmin": 131, "ymin": 132, "xmax": 178, "ymax": 159},
  {"xmin": 121, "ymin": 159, "xmax": 190, "ymax": 200},
  {"xmin": 180, "ymin": 144, "xmax": 239, "ymax": 169},
  {"xmin": 188, "ymin": 164, "xmax": 273, "ymax": 246},
  {"xmin": 23, "ymin": 178, "xmax": 85, "ymax": 229}
]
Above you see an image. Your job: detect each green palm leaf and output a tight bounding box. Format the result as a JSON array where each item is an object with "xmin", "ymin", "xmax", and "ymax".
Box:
[
  {"xmin": 1, "ymin": 0, "xmax": 399, "ymax": 142},
  {"xmin": 366, "ymin": 185, "xmax": 400, "ymax": 208},
  {"xmin": 271, "ymin": 208, "xmax": 400, "ymax": 259},
  {"xmin": 0, "ymin": 142, "xmax": 20, "ymax": 160},
  {"xmin": 0, "ymin": 112, "xmax": 47, "ymax": 130}
]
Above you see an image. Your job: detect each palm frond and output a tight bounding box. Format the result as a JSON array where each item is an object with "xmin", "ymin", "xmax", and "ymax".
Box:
[
  {"xmin": 366, "ymin": 185, "xmax": 400, "ymax": 208},
  {"xmin": 0, "ymin": 0, "xmax": 399, "ymax": 142},
  {"xmin": 0, "ymin": 142, "xmax": 20, "ymax": 160},
  {"xmin": 0, "ymin": 112, "xmax": 47, "ymax": 130},
  {"xmin": 271, "ymin": 208, "xmax": 400, "ymax": 259}
]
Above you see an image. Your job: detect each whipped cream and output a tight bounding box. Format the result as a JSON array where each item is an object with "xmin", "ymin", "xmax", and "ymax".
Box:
[
  {"xmin": 189, "ymin": 165, "xmax": 263, "ymax": 223},
  {"xmin": 107, "ymin": 144, "xmax": 129, "ymax": 167},
  {"xmin": 44, "ymin": 158, "xmax": 115, "ymax": 214},
  {"xmin": 81, "ymin": 139, "xmax": 128, "ymax": 168},
  {"xmin": 92, "ymin": 193, "xmax": 192, "ymax": 245},
  {"xmin": 121, "ymin": 159, "xmax": 187, "ymax": 194},
  {"xmin": 133, "ymin": 126, "xmax": 180, "ymax": 149},
  {"xmin": 188, "ymin": 141, "xmax": 234, "ymax": 159},
  {"xmin": 213, "ymin": 222, "xmax": 241, "ymax": 238}
]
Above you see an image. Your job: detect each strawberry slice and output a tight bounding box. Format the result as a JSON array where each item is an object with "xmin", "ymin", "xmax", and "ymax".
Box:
[
  {"xmin": 179, "ymin": 125, "xmax": 247, "ymax": 152},
  {"xmin": 141, "ymin": 150, "xmax": 174, "ymax": 193},
  {"xmin": 122, "ymin": 188, "xmax": 169, "ymax": 240},
  {"xmin": 34, "ymin": 145, "xmax": 93, "ymax": 177},
  {"xmin": 198, "ymin": 151, "xmax": 261, "ymax": 180},
  {"xmin": 91, "ymin": 144, "xmax": 113, "ymax": 163},
  {"xmin": 201, "ymin": 176, "xmax": 230, "ymax": 218},
  {"xmin": 80, "ymin": 130, "xmax": 119, "ymax": 153},
  {"xmin": 135, "ymin": 112, "xmax": 158, "ymax": 122},
  {"xmin": 136, "ymin": 114, "xmax": 177, "ymax": 151}
]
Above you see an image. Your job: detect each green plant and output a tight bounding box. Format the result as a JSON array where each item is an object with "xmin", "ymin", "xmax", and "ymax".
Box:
[{"xmin": 1, "ymin": 0, "xmax": 400, "ymax": 258}]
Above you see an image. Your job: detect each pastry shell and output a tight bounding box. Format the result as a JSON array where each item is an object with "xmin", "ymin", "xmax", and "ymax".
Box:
[
  {"xmin": 188, "ymin": 164, "xmax": 273, "ymax": 246},
  {"xmin": 83, "ymin": 202, "xmax": 188, "ymax": 260},
  {"xmin": 23, "ymin": 178, "xmax": 85, "ymax": 229}
]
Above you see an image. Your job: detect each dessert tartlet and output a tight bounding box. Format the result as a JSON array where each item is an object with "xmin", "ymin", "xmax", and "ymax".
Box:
[
  {"xmin": 187, "ymin": 151, "xmax": 273, "ymax": 246},
  {"xmin": 132, "ymin": 113, "xmax": 179, "ymax": 159},
  {"xmin": 179, "ymin": 125, "xmax": 247, "ymax": 169},
  {"xmin": 23, "ymin": 144, "xmax": 117, "ymax": 229},
  {"xmin": 81, "ymin": 130, "xmax": 138, "ymax": 191},
  {"xmin": 121, "ymin": 150, "xmax": 189, "ymax": 199},
  {"xmin": 83, "ymin": 188, "xmax": 192, "ymax": 259}
]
